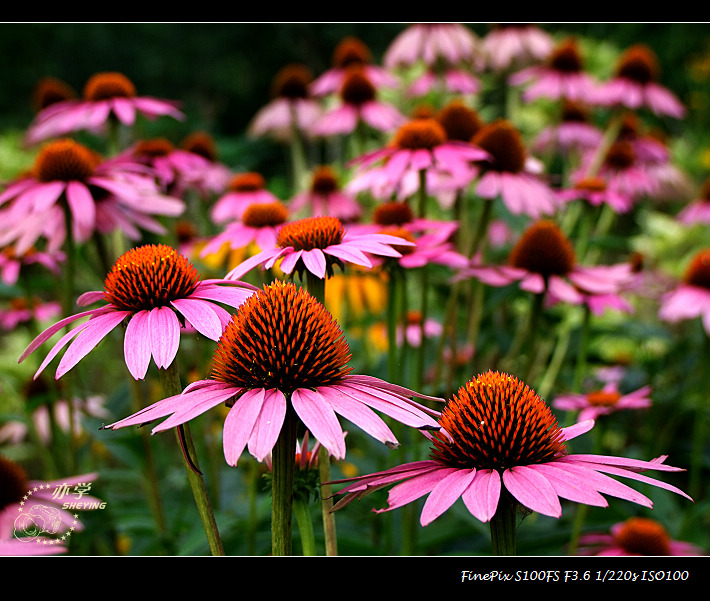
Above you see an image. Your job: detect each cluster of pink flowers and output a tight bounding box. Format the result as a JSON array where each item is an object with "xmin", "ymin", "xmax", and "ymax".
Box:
[{"xmin": 1, "ymin": 24, "xmax": 705, "ymax": 558}]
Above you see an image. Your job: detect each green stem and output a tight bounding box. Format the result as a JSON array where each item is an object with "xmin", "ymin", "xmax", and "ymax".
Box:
[
  {"xmin": 690, "ymin": 327, "xmax": 710, "ymax": 499},
  {"xmin": 293, "ymin": 497, "xmax": 317, "ymax": 556},
  {"xmin": 304, "ymin": 271, "xmax": 325, "ymax": 305},
  {"xmin": 386, "ymin": 269, "xmax": 400, "ymax": 384},
  {"xmin": 272, "ymin": 401, "xmax": 298, "ymax": 555},
  {"xmin": 415, "ymin": 265, "xmax": 429, "ymax": 392},
  {"xmin": 159, "ymin": 362, "xmax": 225, "ymax": 556},
  {"xmin": 303, "ymin": 270, "xmax": 338, "ymax": 555},
  {"xmin": 318, "ymin": 445, "xmax": 338, "ymax": 556},
  {"xmin": 490, "ymin": 491, "xmax": 517, "ymax": 555},
  {"xmin": 130, "ymin": 377, "xmax": 169, "ymax": 544},
  {"xmin": 573, "ymin": 305, "xmax": 591, "ymax": 392},
  {"xmin": 417, "ymin": 169, "xmax": 427, "ymax": 218},
  {"xmin": 61, "ymin": 205, "xmax": 78, "ymax": 473},
  {"xmin": 467, "ymin": 198, "xmax": 494, "ymax": 259}
]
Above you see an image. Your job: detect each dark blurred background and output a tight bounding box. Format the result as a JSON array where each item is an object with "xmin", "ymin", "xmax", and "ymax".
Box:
[{"xmin": 1, "ymin": 23, "xmax": 708, "ymax": 172}]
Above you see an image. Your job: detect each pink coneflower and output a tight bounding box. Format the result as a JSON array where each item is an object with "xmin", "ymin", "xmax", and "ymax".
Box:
[
  {"xmin": 117, "ymin": 137, "xmax": 220, "ymax": 198},
  {"xmin": 102, "ymin": 281, "xmax": 442, "ymax": 464},
  {"xmin": 30, "ymin": 76, "xmax": 77, "ymax": 113},
  {"xmin": 0, "ymin": 245, "xmax": 64, "ymax": 286},
  {"xmin": 556, "ymin": 175, "xmax": 634, "ymax": 214},
  {"xmin": 532, "ymin": 100, "xmax": 604, "ymax": 157},
  {"xmin": 481, "ymin": 24, "xmax": 554, "ymax": 73},
  {"xmin": 289, "ymin": 165, "xmax": 362, "ymax": 222},
  {"xmin": 576, "ymin": 517, "xmax": 704, "ymax": 556},
  {"xmin": 553, "ymin": 382, "xmax": 652, "ymax": 422},
  {"xmin": 225, "ymin": 215, "xmax": 412, "ymax": 281},
  {"xmin": 201, "ymin": 201, "xmax": 291, "ymax": 258},
  {"xmin": 356, "ymin": 201, "xmax": 467, "ymax": 271},
  {"xmin": 574, "ymin": 139, "xmax": 658, "ymax": 207},
  {"xmin": 384, "ymin": 23, "xmax": 482, "ymax": 97},
  {"xmin": 0, "ymin": 377, "xmax": 109, "ymax": 444},
  {"xmin": 397, "ymin": 310, "xmax": 443, "ymax": 347},
  {"xmin": 18, "ymin": 244, "xmax": 257, "ymax": 381},
  {"xmin": 354, "ymin": 200, "xmax": 459, "ymax": 245},
  {"xmin": 329, "ymin": 371, "xmax": 691, "ymax": 538},
  {"xmin": 509, "ymin": 37, "xmax": 599, "ymax": 103},
  {"xmin": 595, "ymin": 44, "xmax": 686, "ymax": 119},
  {"xmin": 0, "ymin": 454, "xmax": 101, "ymax": 555},
  {"xmin": 178, "ymin": 131, "xmax": 232, "ymax": 196},
  {"xmin": 471, "ymin": 120, "xmax": 561, "ymax": 218},
  {"xmin": 0, "ymin": 139, "xmax": 183, "ymax": 254},
  {"xmin": 677, "ymin": 177, "xmax": 710, "ymax": 225},
  {"xmin": 458, "ymin": 220, "xmax": 633, "ymax": 313},
  {"xmin": 248, "ymin": 64, "xmax": 323, "ymax": 142},
  {"xmin": 384, "ymin": 23, "xmax": 481, "ymax": 71},
  {"xmin": 25, "ymin": 71, "xmax": 184, "ymax": 146},
  {"xmin": 347, "ymin": 117, "xmax": 488, "ymax": 200},
  {"xmin": 311, "ymin": 66, "xmax": 406, "ymax": 137},
  {"xmin": 209, "ymin": 172, "xmax": 281, "ymax": 224},
  {"xmin": 0, "ymin": 297, "xmax": 61, "ymax": 331},
  {"xmin": 659, "ymin": 248, "xmax": 710, "ymax": 335},
  {"xmin": 436, "ymin": 98, "xmax": 485, "ymax": 143},
  {"xmin": 311, "ymin": 36, "xmax": 398, "ymax": 98}
]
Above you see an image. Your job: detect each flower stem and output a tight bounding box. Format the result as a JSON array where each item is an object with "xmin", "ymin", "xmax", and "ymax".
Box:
[
  {"xmin": 304, "ymin": 270, "xmax": 338, "ymax": 555},
  {"xmin": 130, "ymin": 377, "xmax": 169, "ymax": 545},
  {"xmin": 489, "ymin": 491, "xmax": 517, "ymax": 555},
  {"xmin": 272, "ymin": 400, "xmax": 298, "ymax": 555},
  {"xmin": 159, "ymin": 362, "xmax": 225, "ymax": 556},
  {"xmin": 573, "ymin": 305, "xmax": 591, "ymax": 391},
  {"xmin": 293, "ymin": 497, "xmax": 317, "ymax": 556},
  {"xmin": 318, "ymin": 445, "xmax": 338, "ymax": 556},
  {"xmin": 386, "ymin": 268, "xmax": 401, "ymax": 384}
]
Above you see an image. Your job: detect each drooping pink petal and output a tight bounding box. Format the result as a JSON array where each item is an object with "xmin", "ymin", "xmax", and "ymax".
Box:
[
  {"xmin": 56, "ymin": 310, "xmax": 130, "ymax": 378},
  {"xmin": 33, "ymin": 320, "xmax": 93, "ymax": 379},
  {"xmin": 381, "ymin": 466, "xmax": 454, "ymax": 513},
  {"xmin": 23, "ymin": 180, "xmax": 66, "ymax": 213},
  {"xmin": 547, "ymin": 274, "xmax": 584, "ymax": 304},
  {"xmin": 301, "ymin": 248, "xmax": 327, "ymax": 278},
  {"xmin": 291, "ymin": 387, "xmax": 346, "ymax": 459},
  {"xmin": 317, "ymin": 385, "xmax": 398, "ymax": 447},
  {"xmin": 551, "ymin": 459, "xmax": 654, "ymax": 507},
  {"xmin": 323, "ymin": 245, "xmax": 373, "ymax": 267},
  {"xmin": 123, "ymin": 310, "xmax": 152, "ymax": 379},
  {"xmin": 110, "ymin": 97, "xmax": 137, "ymax": 125},
  {"xmin": 332, "ymin": 383, "xmax": 437, "ymax": 429},
  {"xmin": 225, "ymin": 248, "xmax": 283, "ymax": 280},
  {"xmin": 420, "ymin": 467, "xmax": 478, "ymax": 525},
  {"xmin": 105, "ymin": 381, "xmax": 237, "ymax": 430},
  {"xmin": 560, "ymin": 419, "xmax": 595, "ymax": 441},
  {"xmin": 154, "ymin": 384, "xmax": 238, "ymax": 433},
  {"xmin": 76, "ymin": 291, "xmax": 107, "ymax": 306},
  {"xmin": 190, "ymin": 281, "xmax": 257, "ymax": 309},
  {"xmin": 502, "ymin": 464, "xmax": 562, "ymax": 518},
  {"xmin": 19, "ymin": 306, "xmax": 114, "ymax": 363},
  {"xmin": 148, "ymin": 306, "xmax": 180, "ymax": 369},
  {"xmin": 461, "ymin": 468, "xmax": 501, "ymax": 522},
  {"xmin": 278, "ymin": 249, "xmax": 304, "ymax": 275},
  {"xmin": 132, "ymin": 96, "xmax": 185, "ymax": 120},
  {"xmin": 171, "ymin": 297, "xmax": 224, "ymax": 341},
  {"xmin": 329, "ymin": 461, "xmax": 440, "ymax": 511},
  {"xmin": 247, "ymin": 388, "xmax": 287, "ymax": 462},
  {"xmin": 532, "ymin": 463, "xmax": 609, "ymax": 507},
  {"xmin": 223, "ymin": 388, "xmax": 267, "ymax": 466},
  {"xmin": 65, "ymin": 180, "xmax": 96, "ymax": 237},
  {"xmin": 568, "ymin": 457, "xmax": 693, "ymax": 501}
]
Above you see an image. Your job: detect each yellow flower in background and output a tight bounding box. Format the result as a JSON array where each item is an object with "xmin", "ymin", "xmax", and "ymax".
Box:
[{"xmin": 325, "ymin": 264, "xmax": 388, "ymax": 324}]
